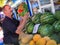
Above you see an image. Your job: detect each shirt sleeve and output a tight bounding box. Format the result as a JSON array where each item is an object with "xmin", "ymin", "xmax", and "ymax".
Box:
[{"xmin": 2, "ymin": 20, "xmax": 17, "ymax": 33}]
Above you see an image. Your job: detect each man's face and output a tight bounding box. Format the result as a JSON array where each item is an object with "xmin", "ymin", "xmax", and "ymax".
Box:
[{"xmin": 3, "ymin": 5, "xmax": 12, "ymax": 16}]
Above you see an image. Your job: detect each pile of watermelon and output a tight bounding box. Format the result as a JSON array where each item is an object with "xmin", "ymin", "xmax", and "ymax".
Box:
[{"xmin": 24, "ymin": 10, "xmax": 60, "ymax": 43}]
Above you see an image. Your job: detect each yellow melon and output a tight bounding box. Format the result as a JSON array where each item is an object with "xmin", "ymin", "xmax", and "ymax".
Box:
[
  {"xmin": 29, "ymin": 40, "xmax": 35, "ymax": 45},
  {"xmin": 21, "ymin": 34, "xmax": 33, "ymax": 44},
  {"xmin": 46, "ymin": 40, "xmax": 57, "ymax": 45},
  {"xmin": 43, "ymin": 36, "xmax": 50, "ymax": 41},
  {"xmin": 36, "ymin": 38, "xmax": 47, "ymax": 45},
  {"xmin": 33, "ymin": 34, "xmax": 41, "ymax": 42},
  {"xmin": 58, "ymin": 44, "xmax": 60, "ymax": 45},
  {"xmin": 20, "ymin": 42, "xmax": 26, "ymax": 45}
]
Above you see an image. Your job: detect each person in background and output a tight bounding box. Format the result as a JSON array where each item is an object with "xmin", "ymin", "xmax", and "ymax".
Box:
[
  {"xmin": 0, "ymin": 7, "xmax": 4, "ymax": 45},
  {"xmin": 2, "ymin": 5, "xmax": 29, "ymax": 45},
  {"xmin": 0, "ymin": 26, "xmax": 4, "ymax": 45},
  {"xmin": 30, "ymin": 0, "xmax": 38, "ymax": 14}
]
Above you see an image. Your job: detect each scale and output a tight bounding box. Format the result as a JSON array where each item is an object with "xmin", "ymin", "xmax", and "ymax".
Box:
[{"xmin": 26, "ymin": 0, "xmax": 55, "ymax": 16}]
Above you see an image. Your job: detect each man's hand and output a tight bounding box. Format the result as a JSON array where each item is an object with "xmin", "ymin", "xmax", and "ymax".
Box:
[
  {"xmin": 19, "ymin": 12, "xmax": 29, "ymax": 24},
  {"xmin": 20, "ymin": 12, "xmax": 29, "ymax": 24},
  {"xmin": 16, "ymin": 12, "xmax": 29, "ymax": 34},
  {"xmin": 23, "ymin": 12, "xmax": 29, "ymax": 21}
]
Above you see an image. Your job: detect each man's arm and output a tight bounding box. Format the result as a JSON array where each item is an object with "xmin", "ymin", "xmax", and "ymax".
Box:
[{"xmin": 15, "ymin": 13, "xmax": 29, "ymax": 34}]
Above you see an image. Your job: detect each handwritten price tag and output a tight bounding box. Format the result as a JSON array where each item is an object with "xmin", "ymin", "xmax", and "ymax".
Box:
[{"xmin": 33, "ymin": 24, "xmax": 40, "ymax": 33}]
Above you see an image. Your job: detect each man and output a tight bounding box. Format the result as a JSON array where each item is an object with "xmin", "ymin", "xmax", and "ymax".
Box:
[{"xmin": 2, "ymin": 5, "xmax": 29, "ymax": 45}]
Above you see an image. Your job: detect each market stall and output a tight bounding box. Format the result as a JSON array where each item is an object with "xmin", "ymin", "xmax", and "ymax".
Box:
[{"xmin": 0, "ymin": 0, "xmax": 60, "ymax": 45}]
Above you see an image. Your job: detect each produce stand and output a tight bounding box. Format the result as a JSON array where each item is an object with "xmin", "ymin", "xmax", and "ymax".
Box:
[
  {"xmin": 0, "ymin": 0, "xmax": 60, "ymax": 45},
  {"xmin": 19, "ymin": 0, "xmax": 60, "ymax": 45}
]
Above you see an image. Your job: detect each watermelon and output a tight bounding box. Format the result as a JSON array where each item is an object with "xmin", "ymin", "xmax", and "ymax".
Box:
[
  {"xmin": 26, "ymin": 22, "xmax": 34, "ymax": 34},
  {"xmin": 26, "ymin": 18, "xmax": 32, "ymax": 27},
  {"xmin": 55, "ymin": 10, "xmax": 60, "ymax": 20},
  {"xmin": 40, "ymin": 12, "xmax": 55, "ymax": 24},
  {"xmin": 18, "ymin": 3, "xmax": 28, "ymax": 16},
  {"xmin": 58, "ymin": 32, "xmax": 60, "ymax": 39},
  {"xmin": 58, "ymin": 32, "xmax": 60, "ymax": 37},
  {"xmin": 50, "ymin": 34, "xmax": 60, "ymax": 43},
  {"xmin": 53, "ymin": 21, "xmax": 60, "ymax": 32},
  {"xmin": 32, "ymin": 13, "xmax": 41, "ymax": 24},
  {"xmin": 37, "ymin": 25, "xmax": 41, "ymax": 34},
  {"xmin": 38, "ymin": 24, "xmax": 53, "ymax": 36},
  {"xmin": 25, "ymin": 18, "xmax": 33, "ymax": 33}
]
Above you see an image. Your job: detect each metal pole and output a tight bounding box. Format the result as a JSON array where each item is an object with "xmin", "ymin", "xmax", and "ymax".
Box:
[{"xmin": 26, "ymin": 0, "xmax": 33, "ymax": 16}]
